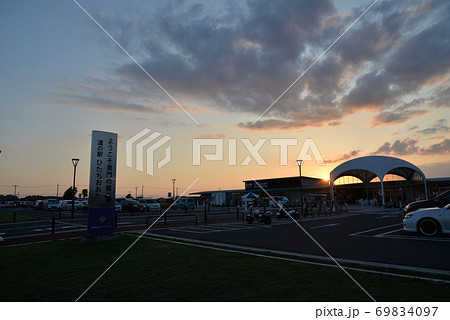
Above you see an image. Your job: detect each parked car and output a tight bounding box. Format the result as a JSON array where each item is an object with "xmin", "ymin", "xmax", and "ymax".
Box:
[
  {"xmin": 58, "ymin": 200, "xmax": 74, "ymax": 211},
  {"xmin": 74, "ymin": 200, "xmax": 83, "ymax": 210},
  {"xmin": 139, "ymin": 198, "xmax": 161, "ymax": 212},
  {"xmin": 120, "ymin": 199, "xmax": 145, "ymax": 213},
  {"xmin": 80, "ymin": 200, "xmax": 89, "ymax": 212},
  {"xmin": 173, "ymin": 197, "xmax": 195, "ymax": 210},
  {"xmin": 23, "ymin": 201, "xmax": 34, "ymax": 208},
  {"xmin": 158, "ymin": 197, "xmax": 174, "ymax": 209},
  {"xmin": 34, "ymin": 200, "xmax": 44, "ymax": 210},
  {"xmin": 403, "ymin": 204, "xmax": 450, "ymax": 236},
  {"xmin": 115, "ymin": 201, "xmax": 122, "ymax": 213},
  {"xmin": 404, "ymin": 190, "xmax": 450, "ymax": 215},
  {"xmin": 43, "ymin": 199, "xmax": 58, "ymax": 210},
  {"xmin": 6, "ymin": 201, "xmax": 16, "ymax": 208}
]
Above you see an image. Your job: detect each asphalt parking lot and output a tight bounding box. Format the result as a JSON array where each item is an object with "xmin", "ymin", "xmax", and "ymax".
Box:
[
  {"xmin": 2, "ymin": 207, "xmax": 449, "ymax": 274},
  {"xmin": 143, "ymin": 209, "xmax": 450, "ymax": 273}
]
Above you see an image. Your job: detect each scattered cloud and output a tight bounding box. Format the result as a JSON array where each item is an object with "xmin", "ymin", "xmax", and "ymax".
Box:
[
  {"xmin": 418, "ymin": 119, "xmax": 450, "ymax": 135},
  {"xmin": 328, "ymin": 150, "xmax": 362, "ymax": 163},
  {"xmin": 373, "ymin": 138, "xmax": 419, "ymax": 156},
  {"xmin": 54, "ymin": 0, "xmax": 450, "ymax": 132},
  {"xmin": 420, "ymin": 139, "xmax": 450, "ymax": 154},
  {"xmin": 371, "ymin": 98, "xmax": 428, "ymax": 126},
  {"xmin": 372, "ymin": 138, "xmax": 450, "ymax": 156},
  {"xmin": 195, "ymin": 133, "xmax": 227, "ymax": 139}
]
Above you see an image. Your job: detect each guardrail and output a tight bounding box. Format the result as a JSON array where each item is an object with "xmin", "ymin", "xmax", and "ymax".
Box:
[{"xmin": 203, "ymin": 208, "xmax": 241, "ymax": 226}]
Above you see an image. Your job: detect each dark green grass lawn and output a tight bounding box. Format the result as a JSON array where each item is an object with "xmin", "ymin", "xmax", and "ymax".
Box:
[
  {"xmin": 0, "ymin": 211, "xmax": 41, "ymax": 223},
  {"xmin": 0, "ymin": 235, "xmax": 448, "ymax": 301}
]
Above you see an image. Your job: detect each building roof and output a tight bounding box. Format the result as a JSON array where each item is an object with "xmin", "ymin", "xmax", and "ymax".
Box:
[{"xmin": 330, "ymin": 155, "xmax": 426, "ymax": 183}]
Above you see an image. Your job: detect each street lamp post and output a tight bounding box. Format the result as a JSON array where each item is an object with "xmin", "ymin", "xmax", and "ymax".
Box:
[
  {"xmin": 172, "ymin": 179, "xmax": 176, "ymax": 200},
  {"xmin": 71, "ymin": 158, "xmax": 80, "ymax": 219},
  {"xmin": 296, "ymin": 159, "xmax": 304, "ymax": 215}
]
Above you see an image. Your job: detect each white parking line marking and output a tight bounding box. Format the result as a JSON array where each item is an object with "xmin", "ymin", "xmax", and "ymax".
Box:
[
  {"xmin": 349, "ymin": 223, "xmax": 402, "ymax": 236},
  {"xmin": 310, "ymin": 223, "xmax": 340, "ymax": 229},
  {"xmin": 375, "ymin": 214, "xmax": 402, "ymax": 219},
  {"xmin": 379, "ymin": 234, "xmax": 450, "ymax": 242},
  {"xmin": 56, "ymin": 221, "xmax": 86, "ymax": 227},
  {"xmin": 374, "ymin": 228, "xmax": 404, "ymax": 237}
]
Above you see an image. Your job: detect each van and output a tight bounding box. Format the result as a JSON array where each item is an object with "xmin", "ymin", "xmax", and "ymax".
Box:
[{"xmin": 173, "ymin": 197, "xmax": 195, "ymax": 210}]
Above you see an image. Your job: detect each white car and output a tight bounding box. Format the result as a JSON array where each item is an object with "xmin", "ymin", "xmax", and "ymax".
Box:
[
  {"xmin": 115, "ymin": 201, "xmax": 122, "ymax": 213},
  {"xmin": 268, "ymin": 196, "xmax": 290, "ymax": 208},
  {"xmin": 403, "ymin": 204, "xmax": 450, "ymax": 236},
  {"xmin": 139, "ymin": 198, "xmax": 161, "ymax": 212},
  {"xmin": 58, "ymin": 200, "xmax": 74, "ymax": 211}
]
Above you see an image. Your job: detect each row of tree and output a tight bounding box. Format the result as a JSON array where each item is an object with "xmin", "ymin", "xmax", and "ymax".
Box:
[{"xmin": 1, "ymin": 188, "xmax": 89, "ymax": 202}]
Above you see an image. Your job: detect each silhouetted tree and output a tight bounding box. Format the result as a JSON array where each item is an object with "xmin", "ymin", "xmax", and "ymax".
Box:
[
  {"xmin": 63, "ymin": 187, "xmax": 78, "ymax": 200},
  {"xmin": 126, "ymin": 193, "xmax": 133, "ymax": 199},
  {"xmin": 82, "ymin": 189, "xmax": 88, "ymax": 198}
]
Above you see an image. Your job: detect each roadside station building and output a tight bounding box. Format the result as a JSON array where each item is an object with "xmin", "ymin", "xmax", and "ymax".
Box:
[{"xmin": 191, "ymin": 156, "xmax": 450, "ymax": 207}]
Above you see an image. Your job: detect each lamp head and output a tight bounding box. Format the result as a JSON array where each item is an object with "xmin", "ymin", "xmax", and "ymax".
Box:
[
  {"xmin": 296, "ymin": 159, "xmax": 303, "ymax": 166},
  {"xmin": 72, "ymin": 158, "xmax": 80, "ymax": 167}
]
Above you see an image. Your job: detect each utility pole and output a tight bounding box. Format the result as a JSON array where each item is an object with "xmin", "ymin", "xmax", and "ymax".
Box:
[
  {"xmin": 57, "ymin": 184, "xmax": 59, "ymax": 197},
  {"xmin": 141, "ymin": 186, "xmax": 144, "ymax": 198},
  {"xmin": 172, "ymin": 179, "xmax": 176, "ymax": 199},
  {"xmin": 13, "ymin": 184, "xmax": 18, "ymax": 197},
  {"xmin": 135, "ymin": 186, "xmax": 138, "ymax": 198}
]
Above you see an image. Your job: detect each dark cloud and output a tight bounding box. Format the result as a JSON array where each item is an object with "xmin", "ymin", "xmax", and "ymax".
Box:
[
  {"xmin": 64, "ymin": 0, "xmax": 450, "ymax": 130},
  {"xmin": 328, "ymin": 150, "xmax": 362, "ymax": 163},
  {"xmin": 372, "ymin": 137, "xmax": 450, "ymax": 156},
  {"xmin": 420, "ymin": 139, "xmax": 450, "ymax": 154},
  {"xmin": 385, "ymin": 14, "xmax": 450, "ymax": 92},
  {"xmin": 418, "ymin": 119, "xmax": 450, "ymax": 135},
  {"xmin": 341, "ymin": 1, "xmax": 450, "ymax": 115},
  {"xmin": 373, "ymin": 138, "xmax": 419, "ymax": 156},
  {"xmin": 372, "ymin": 109, "xmax": 426, "ymax": 125},
  {"xmin": 342, "ymin": 72, "xmax": 398, "ymax": 110},
  {"xmin": 372, "ymin": 98, "xmax": 428, "ymax": 125}
]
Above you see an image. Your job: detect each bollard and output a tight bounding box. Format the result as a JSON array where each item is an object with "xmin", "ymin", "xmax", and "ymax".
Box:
[
  {"xmin": 51, "ymin": 216, "xmax": 55, "ymax": 235},
  {"xmin": 58, "ymin": 208, "xmax": 62, "ymax": 220},
  {"xmin": 13, "ymin": 211, "xmax": 16, "ymax": 223}
]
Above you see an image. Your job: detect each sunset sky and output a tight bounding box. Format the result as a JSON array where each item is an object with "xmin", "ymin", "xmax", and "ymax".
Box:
[{"xmin": 0, "ymin": 0, "xmax": 449, "ymax": 198}]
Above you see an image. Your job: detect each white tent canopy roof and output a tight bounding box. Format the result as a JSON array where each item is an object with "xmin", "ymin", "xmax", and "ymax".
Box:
[
  {"xmin": 329, "ymin": 156, "xmax": 428, "ymax": 205},
  {"xmin": 330, "ymin": 155, "xmax": 426, "ymax": 183}
]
